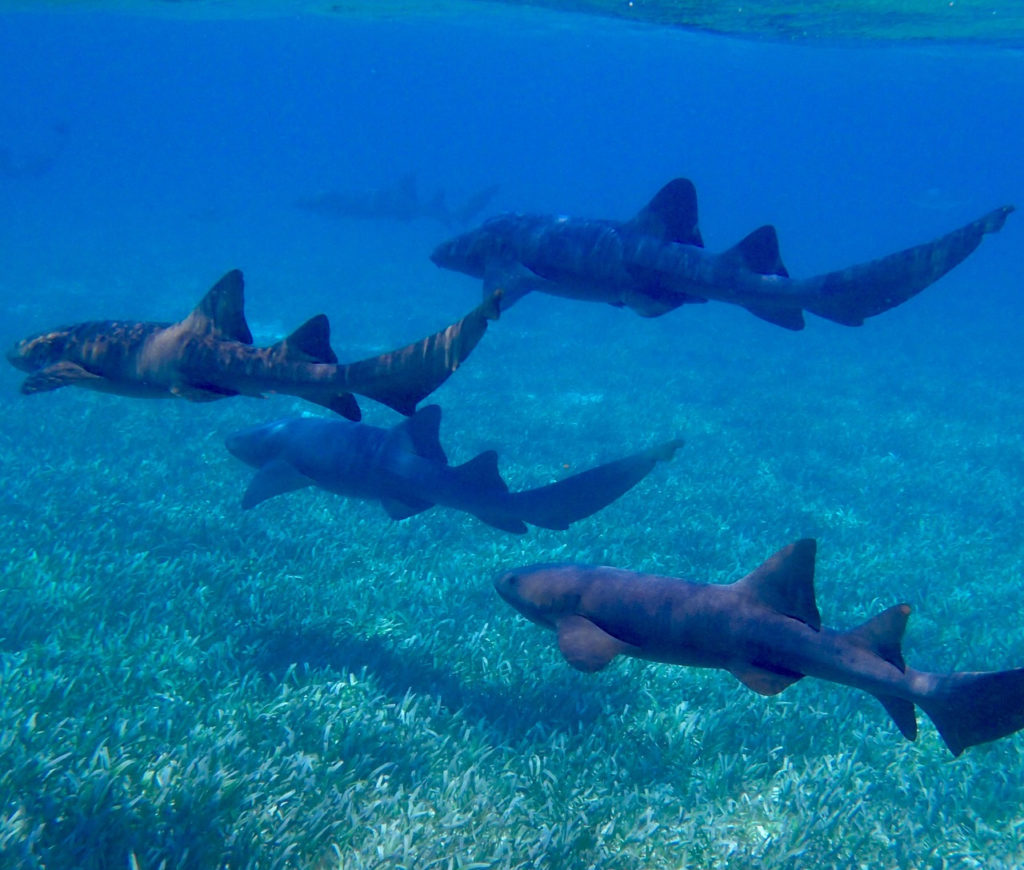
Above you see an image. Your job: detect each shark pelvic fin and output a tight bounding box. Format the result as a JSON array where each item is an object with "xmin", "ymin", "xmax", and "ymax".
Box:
[
  {"xmin": 735, "ymin": 539, "xmax": 821, "ymax": 630},
  {"xmin": 380, "ymin": 496, "xmax": 433, "ymax": 520},
  {"xmin": 388, "ymin": 404, "xmax": 448, "ymax": 464},
  {"xmin": 277, "ymin": 314, "xmax": 338, "ymax": 365},
  {"xmin": 242, "ymin": 459, "xmax": 314, "ymax": 509},
  {"xmin": 847, "ymin": 604, "xmax": 911, "ymax": 672},
  {"xmin": 730, "ymin": 664, "xmax": 803, "ymax": 696},
  {"xmin": 743, "ymin": 305, "xmax": 806, "ymax": 331},
  {"xmin": 557, "ymin": 614, "xmax": 633, "ymax": 672},
  {"xmin": 627, "ymin": 178, "xmax": 704, "ymax": 247},
  {"xmin": 186, "ymin": 269, "xmax": 254, "ymax": 344}
]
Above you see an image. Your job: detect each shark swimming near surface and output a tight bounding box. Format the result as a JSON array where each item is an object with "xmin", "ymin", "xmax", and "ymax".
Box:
[
  {"xmin": 226, "ymin": 404, "xmax": 683, "ymax": 532},
  {"xmin": 296, "ymin": 173, "xmax": 500, "ymax": 228},
  {"xmin": 494, "ymin": 539, "xmax": 1024, "ymax": 755},
  {"xmin": 431, "ymin": 178, "xmax": 1013, "ymax": 329},
  {"xmin": 7, "ymin": 270, "xmax": 499, "ymax": 421}
]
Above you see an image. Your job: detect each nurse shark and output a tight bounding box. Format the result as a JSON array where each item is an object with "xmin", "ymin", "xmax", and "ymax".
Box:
[
  {"xmin": 7, "ymin": 270, "xmax": 499, "ymax": 421},
  {"xmin": 494, "ymin": 539, "xmax": 1024, "ymax": 756},
  {"xmin": 431, "ymin": 178, "xmax": 1013, "ymax": 330},
  {"xmin": 226, "ymin": 404, "xmax": 682, "ymax": 533}
]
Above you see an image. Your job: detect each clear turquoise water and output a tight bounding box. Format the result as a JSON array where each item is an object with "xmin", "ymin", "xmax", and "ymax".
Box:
[{"xmin": 1, "ymin": 4, "xmax": 1022, "ymax": 867}]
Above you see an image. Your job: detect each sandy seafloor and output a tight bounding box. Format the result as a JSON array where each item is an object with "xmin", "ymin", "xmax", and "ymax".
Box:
[{"xmin": 0, "ymin": 2, "xmax": 1023, "ymax": 867}]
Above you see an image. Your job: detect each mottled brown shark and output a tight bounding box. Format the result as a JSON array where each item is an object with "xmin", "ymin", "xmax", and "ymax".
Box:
[
  {"xmin": 6, "ymin": 269, "xmax": 499, "ymax": 420},
  {"xmin": 495, "ymin": 539, "xmax": 1024, "ymax": 756}
]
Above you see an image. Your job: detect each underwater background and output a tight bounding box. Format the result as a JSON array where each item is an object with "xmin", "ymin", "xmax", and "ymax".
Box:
[{"xmin": 1, "ymin": 1, "xmax": 1023, "ymax": 867}]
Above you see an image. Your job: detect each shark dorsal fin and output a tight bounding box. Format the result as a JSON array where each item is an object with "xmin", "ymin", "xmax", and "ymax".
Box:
[
  {"xmin": 388, "ymin": 404, "xmax": 448, "ymax": 464},
  {"xmin": 454, "ymin": 450, "xmax": 508, "ymax": 492},
  {"xmin": 847, "ymin": 604, "xmax": 911, "ymax": 672},
  {"xmin": 735, "ymin": 539, "xmax": 821, "ymax": 630},
  {"xmin": 724, "ymin": 225, "xmax": 790, "ymax": 277},
  {"xmin": 627, "ymin": 178, "xmax": 703, "ymax": 247},
  {"xmin": 186, "ymin": 269, "xmax": 253, "ymax": 344},
  {"xmin": 277, "ymin": 314, "xmax": 338, "ymax": 365}
]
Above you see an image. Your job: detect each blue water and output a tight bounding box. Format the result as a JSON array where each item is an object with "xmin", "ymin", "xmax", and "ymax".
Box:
[{"xmin": 1, "ymin": 5, "xmax": 1023, "ymax": 867}]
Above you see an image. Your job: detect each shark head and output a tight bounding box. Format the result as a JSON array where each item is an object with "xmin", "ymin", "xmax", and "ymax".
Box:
[
  {"xmin": 224, "ymin": 419, "xmax": 295, "ymax": 469},
  {"xmin": 431, "ymin": 215, "xmax": 520, "ymax": 278},
  {"xmin": 493, "ymin": 563, "xmax": 592, "ymax": 629},
  {"xmin": 6, "ymin": 327, "xmax": 72, "ymax": 372}
]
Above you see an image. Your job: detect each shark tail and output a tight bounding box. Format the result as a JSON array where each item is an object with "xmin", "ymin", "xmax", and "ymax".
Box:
[
  {"xmin": 803, "ymin": 205, "xmax": 1013, "ymax": 327},
  {"xmin": 507, "ymin": 438, "xmax": 683, "ymax": 531},
  {"xmin": 916, "ymin": 668, "xmax": 1024, "ymax": 757},
  {"xmin": 335, "ymin": 291, "xmax": 500, "ymax": 416}
]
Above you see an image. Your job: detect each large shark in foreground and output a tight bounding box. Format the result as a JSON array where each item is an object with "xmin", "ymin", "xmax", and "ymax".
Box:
[
  {"xmin": 6, "ymin": 270, "xmax": 499, "ymax": 420},
  {"xmin": 495, "ymin": 539, "xmax": 1024, "ymax": 755},
  {"xmin": 432, "ymin": 178, "xmax": 1013, "ymax": 329},
  {"xmin": 226, "ymin": 405, "xmax": 682, "ymax": 532}
]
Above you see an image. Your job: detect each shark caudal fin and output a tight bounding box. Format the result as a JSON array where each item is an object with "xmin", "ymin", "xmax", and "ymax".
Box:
[
  {"xmin": 335, "ymin": 291, "xmax": 500, "ymax": 416},
  {"xmin": 507, "ymin": 438, "xmax": 683, "ymax": 531},
  {"xmin": 917, "ymin": 668, "xmax": 1024, "ymax": 757},
  {"xmin": 803, "ymin": 204, "xmax": 1013, "ymax": 327}
]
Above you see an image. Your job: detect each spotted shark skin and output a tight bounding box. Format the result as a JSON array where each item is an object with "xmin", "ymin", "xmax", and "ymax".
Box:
[
  {"xmin": 495, "ymin": 540, "xmax": 1024, "ymax": 756},
  {"xmin": 432, "ymin": 177, "xmax": 1013, "ymax": 329},
  {"xmin": 6, "ymin": 270, "xmax": 499, "ymax": 420}
]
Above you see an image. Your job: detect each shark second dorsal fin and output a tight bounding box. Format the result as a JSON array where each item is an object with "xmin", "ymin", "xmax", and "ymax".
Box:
[
  {"xmin": 724, "ymin": 225, "xmax": 789, "ymax": 278},
  {"xmin": 626, "ymin": 178, "xmax": 704, "ymax": 247},
  {"xmin": 277, "ymin": 314, "xmax": 338, "ymax": 365},
  {"xmin": 847, "ymin": 604, "xmax": 911, "ymax": 672},
  {"xmin": 388, "ymin": 404, "xmax": 448, "ymax": 464},
  {"xmin": 454, "ymin": 450, "xmax": 508, "ymax": 492},
  {"xmin": 186, "ymin": 270, "xmax": 253, "ymax": 344},
  {"xmin": 735, "ymin": 539, "xmax": 821, "ymax": 630}
]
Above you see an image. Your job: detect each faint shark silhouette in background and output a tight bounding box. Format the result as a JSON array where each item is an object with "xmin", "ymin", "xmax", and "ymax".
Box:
[
  {"xmin": 7, "ymin": 270, "xmax": 499, "ymax": 420},
  {"xmin": 296, "ymin": 173, "xmax": 499, "ymax": 228},
  {"xmin": 226, "ymin": 404, "xmax": 683, "ymax": 533},
  {"xmin": 431, "ymin": 177, "xmax": 1013, "ymax": 329},
  {"xmin": 495, "ymin": 539, "xmax": 1024, "ymax": 756}
]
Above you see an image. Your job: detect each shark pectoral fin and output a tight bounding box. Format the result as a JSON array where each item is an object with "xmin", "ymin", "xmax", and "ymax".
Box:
[
  {"xmin": 242, "ymin": 459, "xmax": 313, "ymax": 509},
  {"xmin": 729, "ymin": 664, "xmax": 803, "ymax": 696},
  {"xmin": 20, "ymin": 361, "xmax": 104, "ymax": 393},
  {"xmin": 556, "ymin": 615, "xmax": 631, "ymax": 672},
  {"xmin": 743, "ymin": 305, "xmax": 806, "ymax": 331},
  {"xmin": 379, "ymin": 496, "xmax": 433, "ymax": 521},
  {"xmin": 735, "ymin": 539, "xmax": 821, "ymax": 630},
  {"xmin": 484, "ymin": 261, "xmax": 537, "ymax": 309},
  {"xmin": 872, "ymin": 694, "xmax": 918, "ymax": 741}
]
